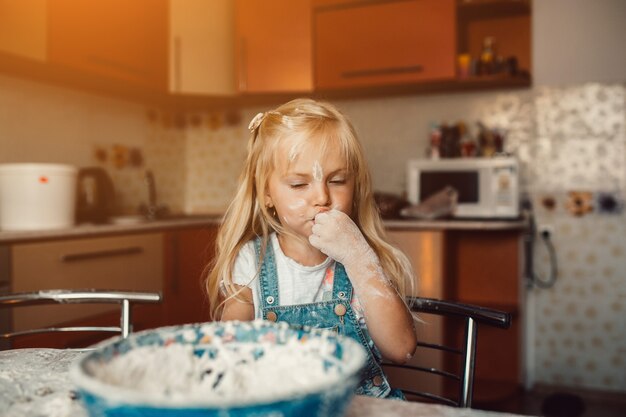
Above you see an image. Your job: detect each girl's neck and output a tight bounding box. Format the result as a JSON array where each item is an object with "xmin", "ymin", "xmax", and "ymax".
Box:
[{"xmin": 276, "ymin": 234, "xmax": 327, "ymax": 266}]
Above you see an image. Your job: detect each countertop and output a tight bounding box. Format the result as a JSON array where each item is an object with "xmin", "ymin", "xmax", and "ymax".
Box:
[
  {"xmin": 0, "ymin": 348, "xmax": 533, "ymax": 417},
  {"xmin": 0, "ymin": 215, "xmax": 223, "ymax": 244},
  {"xmin": 0, "ymin": 215, "xmax": 527, "ymax": 245}
]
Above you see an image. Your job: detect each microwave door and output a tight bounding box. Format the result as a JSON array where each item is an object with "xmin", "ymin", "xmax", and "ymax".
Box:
[{"xmin": 419, "ymin": 171, "xmax": 481, "ymax": 217}]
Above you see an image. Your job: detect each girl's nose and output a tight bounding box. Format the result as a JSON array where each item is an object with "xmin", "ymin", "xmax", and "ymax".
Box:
[{"xmin": 311, "ymin": 182, "xmax": 330, "ymax": 206}]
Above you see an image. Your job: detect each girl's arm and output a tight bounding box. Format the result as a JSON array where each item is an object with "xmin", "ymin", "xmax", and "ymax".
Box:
[
  {"xmin": 221, "ymin": 285, "xmax": 255, "ymax": 321},
  {"xmin": 310, "ymin": 210, "xmax": 417, "ymax": 364}
]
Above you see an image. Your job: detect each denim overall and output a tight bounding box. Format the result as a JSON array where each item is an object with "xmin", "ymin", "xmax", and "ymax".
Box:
[{"xmin": 254, "ymin": 238, "xmax": 402, "ymax": 399}]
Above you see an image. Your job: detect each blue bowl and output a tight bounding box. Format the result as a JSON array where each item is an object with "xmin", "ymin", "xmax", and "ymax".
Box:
[{"xmin": 70, "ymin": 321, "xmax": 366, "ymax": 417}]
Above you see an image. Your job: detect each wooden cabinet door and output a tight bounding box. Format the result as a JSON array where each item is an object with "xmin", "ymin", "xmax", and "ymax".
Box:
[
  {"xmin": 314, "ymin": 0, "xmax": 456, "ymax": 89},
  {"xmin": 0, "ymin": 0, "xmax": 47, "ymax": 61},
  {"xmin": 163, "ymin": 226, "xmax": 217, "ymax": 326},
  {"xmin": 169, "ymin": 0, "xmax": 236, "ymax": 95},
  {"xmin": 444, "ymin": 230, "xmax": 522, "ymax": 403},
  {"xmin": 47, "ymin": 0, "xmax": 168, "ymax": 90},
  {"xmin": 235, "ymin": 0, "xmax": 313, "ymax": 93},
  {"xmin": 12, "ymin": 234, "xmax": 163, "ymax": 332}
]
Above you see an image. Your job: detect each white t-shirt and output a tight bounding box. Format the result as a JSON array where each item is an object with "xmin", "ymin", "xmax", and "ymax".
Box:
[{"xmin": 232, "ymin": 233, "xmax": 364, "ymax": 320}]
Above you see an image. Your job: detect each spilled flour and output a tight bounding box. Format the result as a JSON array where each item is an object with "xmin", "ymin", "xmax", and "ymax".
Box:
[{"xmin": 88, "ymin": 339, "xmax": 342, "ymax": 403}]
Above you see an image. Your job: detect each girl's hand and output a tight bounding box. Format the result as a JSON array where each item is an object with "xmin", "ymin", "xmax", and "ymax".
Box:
[{"xmin": 309, "ymin": 209, "xmax": 376, "ymax": 269}]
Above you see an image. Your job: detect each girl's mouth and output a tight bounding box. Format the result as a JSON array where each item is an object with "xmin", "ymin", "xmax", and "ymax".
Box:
[{"xmin": 311, "ymin": 207, "xmax": 331, "ymax": 222}]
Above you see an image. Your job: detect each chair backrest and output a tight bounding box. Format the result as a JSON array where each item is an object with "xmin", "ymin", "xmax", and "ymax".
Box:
[
  {"xmin": 0, "ymin": 289, "xmax": 161, "ymax": 350},
  {"xmin": 383, "ymin": 296, "xmax": 511, "ymax": 408}
]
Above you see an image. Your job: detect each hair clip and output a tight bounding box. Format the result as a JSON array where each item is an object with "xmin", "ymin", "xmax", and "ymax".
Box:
[{"xmin": 248, "ymin": 112, "xmax": 265, "ymax": 131}]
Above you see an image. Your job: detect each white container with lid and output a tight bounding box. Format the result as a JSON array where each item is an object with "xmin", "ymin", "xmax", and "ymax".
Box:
[{"xmin": 0, "ymin": 163, "xmax": 78, "ymax": 231}]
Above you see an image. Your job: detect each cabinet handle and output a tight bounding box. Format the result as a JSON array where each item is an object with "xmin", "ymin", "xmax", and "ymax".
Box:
[
  {"xmin": 85, "ymin": 55, "xmax": 146, "ymax": 77},
  {"xmin": 315, "ymin": 0, "xmax": 406, "ymax": 13},
  {"xmin": 170, "ymin": 235, "xmax": 179, "ymax": 294},
  {"xmin": 239, "ymin": 38, "xmax": 248, "ymax": 91},
  {"xmin": 60, "ymin": 247, "xmax": 143, "ymax": 263},
  {"xmin": 173, "ymin": 36, "xmax": 182, "ymax": 92},
  {"xmin": 341, "ymin": 65, "xmax": 424, "ymax": 79}
]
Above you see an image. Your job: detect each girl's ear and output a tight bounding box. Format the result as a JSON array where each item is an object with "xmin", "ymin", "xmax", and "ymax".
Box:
[{"xmin": 265, "ymin": 192, "xmax": 274, "ymax": 209}]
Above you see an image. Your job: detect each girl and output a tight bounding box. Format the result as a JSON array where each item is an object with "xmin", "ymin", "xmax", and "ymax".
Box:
[{"xmin": 206, "ymin": 98, "xmax": 416, "ymax": 399}]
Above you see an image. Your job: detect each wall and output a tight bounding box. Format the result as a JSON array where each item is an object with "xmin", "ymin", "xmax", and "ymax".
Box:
[
  {"xmin": 532, "ymin": 0, "xmax": 626, "ymax": 86},
  {"xmin": 0, "ymin": 74, "xmax": 153, "ymax": 214}
]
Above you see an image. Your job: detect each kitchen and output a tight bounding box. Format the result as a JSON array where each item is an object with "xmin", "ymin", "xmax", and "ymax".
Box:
[{"xmin": 0, "ymin": 0, "xmax": 625, "ymax": 416}]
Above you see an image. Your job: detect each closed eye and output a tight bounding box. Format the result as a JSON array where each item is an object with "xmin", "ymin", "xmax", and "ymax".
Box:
[
  {"xmin": 329, "ymin": 179, "xmax": 346, "ymax": 185},
  {"xmin": 289, "ymin": 183, "xmax": 308, "ymax": 189}
]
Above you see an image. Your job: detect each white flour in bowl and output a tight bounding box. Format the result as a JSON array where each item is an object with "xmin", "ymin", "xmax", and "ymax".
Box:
[{"xmin": 88, "ymin": 338, "xmax": 342, "ymax": 403}]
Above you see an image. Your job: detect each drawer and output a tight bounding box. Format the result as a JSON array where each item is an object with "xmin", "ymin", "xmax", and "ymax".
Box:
[{"xmin": 11, "ymin": 233, "xmax": 163, "ymax": 331}]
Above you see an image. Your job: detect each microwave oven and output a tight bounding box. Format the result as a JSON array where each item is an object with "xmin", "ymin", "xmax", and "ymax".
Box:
[{"xmin": 406, "ymin": 157, "xmax": 520, "ymax": 219}]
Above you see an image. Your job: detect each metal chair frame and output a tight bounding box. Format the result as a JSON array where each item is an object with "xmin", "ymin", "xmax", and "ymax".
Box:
[
  {"xmin": 0, "ymin": 289, "xmax": 161, "ymax": 348},
  {"xmin": 384, "ymin": 296, "xmax": 511, "ymax": 408}
]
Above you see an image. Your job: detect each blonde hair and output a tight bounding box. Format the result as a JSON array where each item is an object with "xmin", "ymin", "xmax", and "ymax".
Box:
[{"xmin": 206, "ymin": 98, "xmax": 414, "ymax": 320}]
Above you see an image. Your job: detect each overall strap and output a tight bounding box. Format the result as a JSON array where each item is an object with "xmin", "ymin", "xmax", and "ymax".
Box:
[
  {"xmin": 254, "ymin": 237, "xmax": 280, "ymax": 308},
  {"xmin": 331, "ymin": 262, "xmax": 353, "ymax": 302}
]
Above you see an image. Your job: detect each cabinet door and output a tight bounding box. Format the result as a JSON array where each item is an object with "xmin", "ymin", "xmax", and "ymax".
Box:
[
  {"xmin": 235, "ymin": 0, "xmax": 312, "ymax": 93},
  {"xmin": 386, "ymin": 230, "xmax": 445, "ymax": 397},
  {"xmin": 47, "ymin": 0, "xmax": 168, "ymax": 90},
  {"xmin": 0, "ymin": 0, "xmax": 46, "ymax": 61},
  {"xmin": 314, "ymin": 0, "xmax": 456, "ymax": 89},
  {"xmin": 163, "ymin": 226, "xmax": 217, "ymax": 326},
  {"xmin": 444, "ymin": 230, "xmax": 522, "ymax": 402},
  {"xmin": 11, "ymin": 233, "xmax": 164, "ymax": 332},
  {"xmin": 169, "ymin": 0, "xmax": 236, "ymax": 95}
]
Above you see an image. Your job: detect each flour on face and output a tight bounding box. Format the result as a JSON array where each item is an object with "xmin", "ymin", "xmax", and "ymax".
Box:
[{"xmin": 312, "ymin": 160, "xmax": 323, "ymax": 182}]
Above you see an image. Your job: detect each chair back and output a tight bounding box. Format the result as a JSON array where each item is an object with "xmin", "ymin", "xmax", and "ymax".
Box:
[
  {"xmin": 383, "ymin": 297, "xmax": 511, "ymax": 407},
  {"xmin": 0, "ymin": 289, "xmax": 161, "ymax": 350}
]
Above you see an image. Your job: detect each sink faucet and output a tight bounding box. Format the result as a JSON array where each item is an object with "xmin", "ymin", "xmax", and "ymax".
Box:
[{"xmin": 139, "ymin": 170, "xmax": 168, "ymax": 220}]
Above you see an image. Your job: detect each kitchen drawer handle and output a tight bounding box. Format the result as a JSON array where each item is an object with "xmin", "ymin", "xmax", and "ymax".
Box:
[
  {"xmin": 60, "ymin": 247, "xmax": 144, "ymax": 263},
  {"xmin": 173, "ymin": 36, "xmax": 182, "ymax": 92},
  {"xmin": 341, "ymin": 65, "xmax": 424, "ymax": 79}
]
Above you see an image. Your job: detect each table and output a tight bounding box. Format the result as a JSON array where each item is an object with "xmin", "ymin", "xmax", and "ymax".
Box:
[{"xmin": 0, "ymin": 348, "xmax": 531, "ymax": 417}]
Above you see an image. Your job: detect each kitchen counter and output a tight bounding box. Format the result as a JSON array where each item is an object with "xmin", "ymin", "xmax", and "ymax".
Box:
[
  {"xmin": 0, "ymin": 348, "xmax": 533, "ymax": 417},
  {"xmin": 0, "ymin": 215, "xmax": 222, "ymax": 244},
  {"xmin": 384, "ymin": 217, "xmax": 527, "ymax": 231},
  {"xmin": 0, "ymin": 215, "xmax": 527, "ymax": 244}
]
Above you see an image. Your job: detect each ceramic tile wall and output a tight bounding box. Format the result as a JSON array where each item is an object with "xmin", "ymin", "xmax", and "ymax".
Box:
[
  {"xmin": 524, "ymin": 85, "xmax": 626, "ymax": 391},
  {"xmin": 183, "ymin": 120, "xmax": 248, "ymax": 214}
]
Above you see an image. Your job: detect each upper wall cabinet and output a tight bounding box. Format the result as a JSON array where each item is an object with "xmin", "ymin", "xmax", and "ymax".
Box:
[
  {"xmin": 169, "ymin": 0, "xmax": 235, "ymax": 96},
  {"xmin": 235, "ymin": 0, "xmax": 313, "ymax": 94},
  {"xmin": 0, "ymin": 0, "xmax": 47, "ymax": 61},
  {"xmin": 313, "ymin": 0, "xmax": 456, "ymax": 90},
  {"xmin": 47, "ymin": 0, "xmax": 168, "ymax": 90}
]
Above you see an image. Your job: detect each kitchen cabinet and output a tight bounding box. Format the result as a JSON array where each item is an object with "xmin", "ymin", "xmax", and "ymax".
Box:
[
  {"xmin": 386, "ymin": 230, "xmax": 446, "ymax": 397},
  {"xmin": 47, "ymin": 0, "xmax": 168, "ymax": 91},
  {"xmin": 0, "ymin": 0, "xmax": 47, "ymax": 61},
  {"xmin": 313, "ymin": 0, "xmax": 456, "ymax": 90},
  {"xmin": 235, "ymin": 0, "xmax": 313, "ymax": 93},
  {"xmin": 386, "ymin": 226, "xmax": 524, "ymax": 405},
  {"xmin": 169, "ymin": 0, "xmax": 236, "ymax": 95},
  {"xmin": 444, "ymin": 229, "xmax": 522, "ymax": 404},
  {"xmin": 9, "ymin": 233, "xmax": 164, "ymax": 349},
  {"xmin": 162, "ymin": 225, "xmax": 217, "ymax": 326}
]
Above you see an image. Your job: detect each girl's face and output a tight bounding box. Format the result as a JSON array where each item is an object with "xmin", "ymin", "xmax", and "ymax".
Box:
[{"xmin": 265, "ymin": 135, "xmax": 355, "ymax": 240}]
